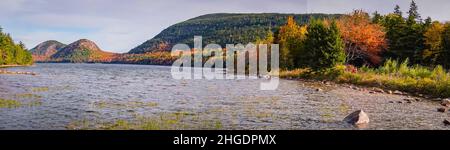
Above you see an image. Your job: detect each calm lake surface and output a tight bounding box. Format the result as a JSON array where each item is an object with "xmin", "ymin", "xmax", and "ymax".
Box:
[{"xmin": 0, "ymin": 63, "xmax": 448, "ymax": 130}]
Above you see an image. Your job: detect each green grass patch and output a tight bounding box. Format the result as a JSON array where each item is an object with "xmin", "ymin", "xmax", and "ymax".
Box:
[
  {"xmin": 0, "ymin": 98, "xmax": 42, "ymax": 109},
  {"xmin": 91, "ymin": 100, "xmax": 159, "ymax": 109},
  {"xmin": 15, "ymin": 93, "xmax": 42, "ymax": 99},
  {"xmin": 281, "ymin": 59, "xmax": 450, "ymax": 98},
  {"xmin": 0, "ymin": 98, "xmax": 22, "ymax": 108},
  {"xmin": 31, "ymin": 87, "xmax": 49, "ymax": 92}
]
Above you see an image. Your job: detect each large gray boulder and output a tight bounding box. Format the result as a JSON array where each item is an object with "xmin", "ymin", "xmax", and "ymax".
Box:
[{"xmin": 344, "ymin": 110, "xmax": 370, "ymax": 126}]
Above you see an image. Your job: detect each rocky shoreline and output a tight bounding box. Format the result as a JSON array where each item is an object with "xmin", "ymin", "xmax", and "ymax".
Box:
[
  {"xmin": 0, "ymin": 69, "xmax": 37, "ymax": 75},
  {"xmin": 304, "ymin": 79, "xmax": 450, "ymax": 128},
  {"xmin": 0, "ymin": 65, "xmax": 37, "ymax": 76}
]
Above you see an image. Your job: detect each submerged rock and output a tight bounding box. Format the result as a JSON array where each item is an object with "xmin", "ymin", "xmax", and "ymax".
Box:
[
  {"xmin": 343, "ymin": 110, "xmax": 370, "ymax": 126},
  {"xmin": 85, "ymin": 110, "xmax": 96, "ymax": 113}
]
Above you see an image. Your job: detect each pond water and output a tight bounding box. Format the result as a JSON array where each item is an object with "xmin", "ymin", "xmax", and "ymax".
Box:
[{"xmin": 0, "ymin": 63, "xmax": 448, "ymax": 130}]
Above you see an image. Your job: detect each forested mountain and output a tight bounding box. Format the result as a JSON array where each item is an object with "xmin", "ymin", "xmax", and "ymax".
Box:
[
  {"xmin": 30, "ymin": 40, "xmax": 66, "ymax": 61},
  {"xmin": 128, "ymin": 13, "xmax": 341, "ymax": 54},
  {"xmin": 50, "ymin": 39, "xmax": 116, "ymax": 63},
  {"xmin": 0, "ymin": 27, "xmax": 33, "ymax": 65}
]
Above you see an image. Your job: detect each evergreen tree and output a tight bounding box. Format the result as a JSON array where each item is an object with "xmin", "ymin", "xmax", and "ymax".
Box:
[
  {"xmin": 382, "ymin": 14, "xmax": 408, "ymax": 60},
  {"xmin": 403, "ymin": 0, "xmax": 426, "ymax": 64},
  {"xmin": 424, "ymin": 17, "xmax": 432, "ymax": 27},
  {"xmin": 302, "ymin": 19, "xmax": 345, "ymax": 71},
  {"xmin": 372, "ymin": 11, "xmax": 383, "ymax": 24},
  {"xmin": 407, "ymin": 0, "xmax": 422, "ymax": 24},
  {"xmin": 394, "ymin": 5, "xmax": 403, "ymax": 17},
  {"xmin": 382, "ymin": 3, "xmax": 426, "ymax": 64}
]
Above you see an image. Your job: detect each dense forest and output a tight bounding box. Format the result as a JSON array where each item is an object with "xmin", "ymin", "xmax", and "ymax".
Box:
[
  {"xmin": 0, "ymin": 27, "xmax": 33, "ymax": 66},
  {"xmin": 270, "ymin": 0, "xmax": 450, "ymax": 70},
  {"xmin": 275, "ymin": 0, "xmax": 450, "ymax": 98},
  {"xmin": 128, "ymin": 13, "xmax": 341, "ymax": 54}
]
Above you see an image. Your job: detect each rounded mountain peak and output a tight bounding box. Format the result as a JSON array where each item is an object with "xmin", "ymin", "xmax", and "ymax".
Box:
[
  {"xmin": 30, "ymin": 40, "xmax": 66, "ymax": 56},
  {"xmin": 66, "ymin": 39, "xmax": 101, "ymax": 52}
]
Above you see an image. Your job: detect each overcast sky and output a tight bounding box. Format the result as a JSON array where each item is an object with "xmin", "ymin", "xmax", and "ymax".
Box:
[{"xmin": 0, "ymin": 0, "xmax": 449, "ymax": 53}]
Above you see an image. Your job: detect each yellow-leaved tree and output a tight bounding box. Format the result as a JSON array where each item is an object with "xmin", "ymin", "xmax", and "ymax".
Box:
[
  {"xmin": 277, "ymin": 16, "xmax": 307, "ymax": 69},
  {"xmin": 423, "ymin": 21, "xmax": 444, "ymax": 64}
]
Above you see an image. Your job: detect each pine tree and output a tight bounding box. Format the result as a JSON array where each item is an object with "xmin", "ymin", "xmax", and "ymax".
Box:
[
  {"xmin": 424, "ymin": 17, "xmax": 432, "ymax": 26},
  {"xmin": 394, "ymin": 5, "xmax": 403, "ymax": 17},
  {"xmin": 407, "ymin": 0, "xmax": 422, "ymax": 24},
  {"xmin": 372, "ymin": 11, "xmax": 383, "ymax": 24},
  {"xmin": 382, "ymin": 14, "xmax": 407, "ymax": 60},
  {"xmin": 382, "ymin": 3, "xmax": 426, "ymax": 64},
  {"xmin": 302, "ymin": 19, "xmax": 345, "ymax": 71}
]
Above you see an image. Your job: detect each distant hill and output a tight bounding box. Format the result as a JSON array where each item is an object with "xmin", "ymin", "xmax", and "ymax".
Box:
[
  {"xmin": 30, "ymin": 40, "xmax": 66, "ymax": 61},
  {"xmin": 128, "ymin": 13, "xmax": 341, "ymax": 54},
  {"xmin": 50, "ymin": 39, "xmax": 116, "ymax": 63},
  {"xmin": 31, "ymin": 13, "xmax": 341, "ymax": 64}
]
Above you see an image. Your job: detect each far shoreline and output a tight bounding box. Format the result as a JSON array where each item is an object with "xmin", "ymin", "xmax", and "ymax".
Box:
[{"xmin": 0, "ymin": 64, "xmax": 34, "ymax": 68}]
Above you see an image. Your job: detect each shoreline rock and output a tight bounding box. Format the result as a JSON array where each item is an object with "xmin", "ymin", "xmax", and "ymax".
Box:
[
  {"xmin": 437, "ymin": 107, "xmax": 448, "ymax": 113},
  {"xmin": 441, "ymin": 99, "xmax": 450, "ymax": 107},
  {"xmin": 372, "ymin": 88, "xmax": 384, "ymax": 93},
  {"xmin": 344, "ymin": 110, "xmax": 370, "ymax": 127}
]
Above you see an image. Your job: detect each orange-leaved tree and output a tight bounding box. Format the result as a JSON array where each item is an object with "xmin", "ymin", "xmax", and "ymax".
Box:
[{"xmin": 337, "ymin": 10, "xmax": 387, "ymax": 66}]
